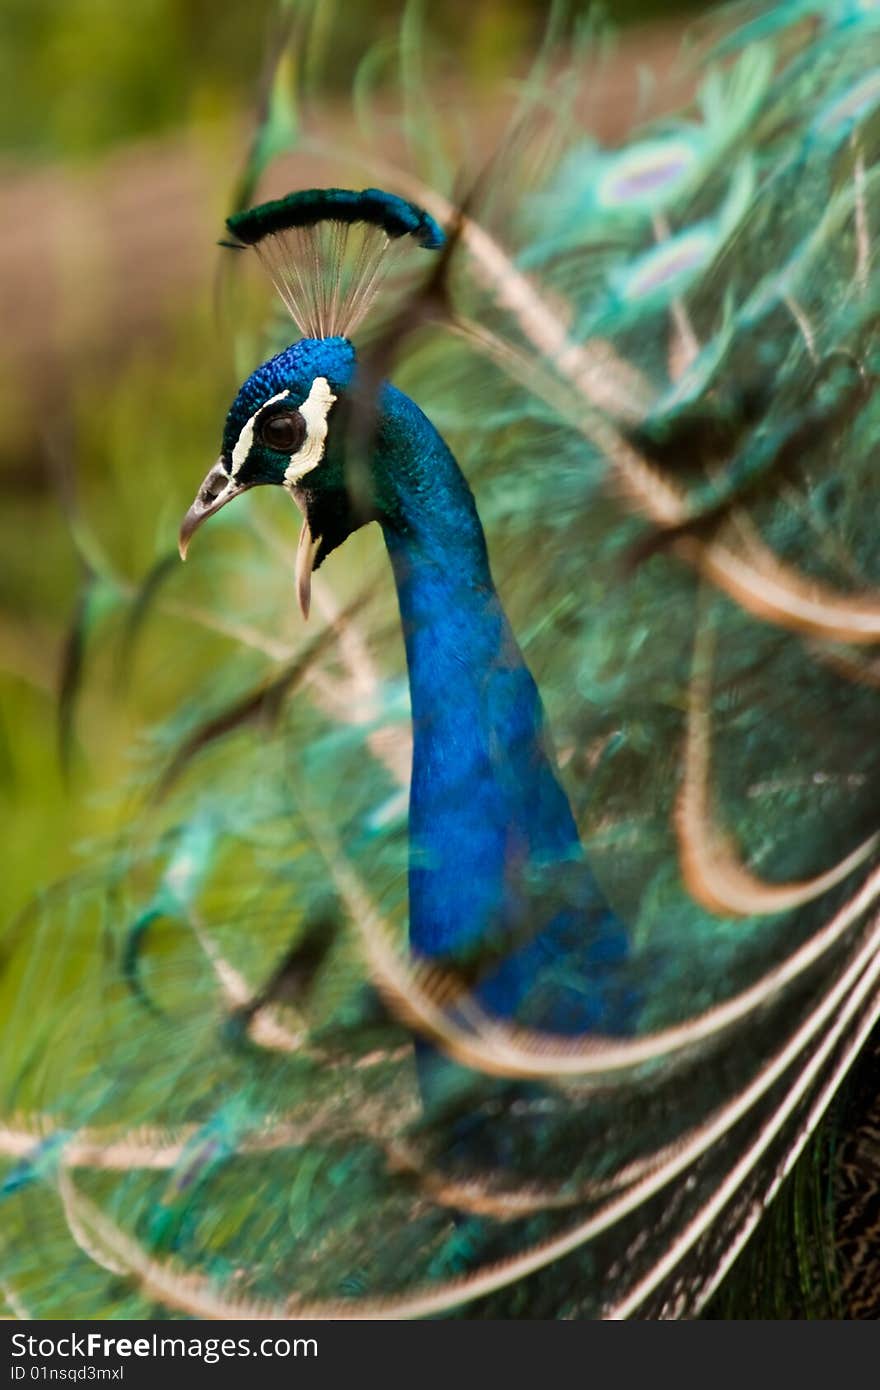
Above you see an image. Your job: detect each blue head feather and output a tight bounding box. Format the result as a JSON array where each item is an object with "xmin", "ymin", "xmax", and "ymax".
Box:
[{"xmin": 221, "ymin": 336, "xmax": 356, "ymax": 471}]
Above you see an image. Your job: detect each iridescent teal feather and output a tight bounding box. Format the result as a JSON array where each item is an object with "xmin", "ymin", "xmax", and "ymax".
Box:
[{"xmin": 4, "ymin": 0, "xmax": 880, "ymax": 1321}]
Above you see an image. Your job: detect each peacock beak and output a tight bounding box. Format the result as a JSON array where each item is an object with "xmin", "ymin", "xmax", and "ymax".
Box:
[
  {"xmin": 178, "ymin": 459, "xmax": 249, "ymax": 560},
  {"xmin": 293, "ymin": 509, "xmax": 320, "ymax": 621}
]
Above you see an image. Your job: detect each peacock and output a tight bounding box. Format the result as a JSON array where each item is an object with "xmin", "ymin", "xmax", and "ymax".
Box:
[{"xmin": 3, "ymin": 0, "xmax": 880, "ymax": 1319}]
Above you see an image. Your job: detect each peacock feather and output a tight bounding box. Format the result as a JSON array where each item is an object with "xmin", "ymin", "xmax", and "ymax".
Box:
[{"xmin": 4, "ymin": 0, "xmax": 880, "ymax": 1319}]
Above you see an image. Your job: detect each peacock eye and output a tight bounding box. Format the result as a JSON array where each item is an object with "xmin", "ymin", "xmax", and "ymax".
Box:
[{"xmin": 259, "ymin": 408, "xmax": 306, "ymax": 454}]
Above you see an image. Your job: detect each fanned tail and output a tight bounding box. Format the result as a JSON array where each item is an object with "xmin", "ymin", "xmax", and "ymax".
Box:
[{"xmin": 4, "ymin": 0, "xmax": 880, "ymax": 1319}]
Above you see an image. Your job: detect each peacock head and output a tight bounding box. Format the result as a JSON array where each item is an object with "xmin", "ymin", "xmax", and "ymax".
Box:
[
  {"xmin": 178, "ymin": 188, "xmax": 444, "ymax": 618},
  {"xmin": 179, "ymin": 333, "xmax": 360, "ymax": 618}
]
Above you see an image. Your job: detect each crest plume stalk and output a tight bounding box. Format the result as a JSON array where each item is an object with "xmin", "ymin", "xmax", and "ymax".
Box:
[{"xmin": 8, "ymin": 1, "xmax": 880, "ymax": 1322}]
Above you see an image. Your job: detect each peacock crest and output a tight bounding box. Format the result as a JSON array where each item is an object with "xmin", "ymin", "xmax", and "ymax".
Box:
[
  {"xmin": 225, "ymin": 187, "xmax": 444, "ymax": 340},
  {"xmin": 3, "ymin": 0, "xmax": 880, "ymax": 1321}
]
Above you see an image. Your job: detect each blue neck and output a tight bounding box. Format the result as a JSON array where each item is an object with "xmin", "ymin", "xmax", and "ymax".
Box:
[{"xmin": 378, "ymin": 386, "xmax": 599, "ymax": 1020}]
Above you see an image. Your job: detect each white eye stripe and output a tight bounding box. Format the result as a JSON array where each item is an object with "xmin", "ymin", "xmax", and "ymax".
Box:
[
  {"xmin": 229, "ymin": 378, "xmax": 337, "ymax": 485},
  {"xmin": 283, "ymin": 377, "xmax": 337, "ymax": 489},
  {"xmin": 230, "ymin": 390, "xmax": 290, "ymax": 476}
]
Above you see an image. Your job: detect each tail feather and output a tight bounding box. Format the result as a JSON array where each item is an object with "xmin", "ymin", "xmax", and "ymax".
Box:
[{"xmin": 5, "ymin": 0, "xmax": 880, "ymax": 1318}]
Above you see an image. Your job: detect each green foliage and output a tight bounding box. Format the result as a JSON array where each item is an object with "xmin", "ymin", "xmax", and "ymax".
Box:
[
  {"xmin": 3, "ymin": 0, "xmax": 880, "ymax": 1322},
  {"xmin": 0, "ymin": 0, "xmax": 274, "ymax": 161},
  {"xmin": 0, "ymin": 0, "xmax": 711, "ymax": 163}
]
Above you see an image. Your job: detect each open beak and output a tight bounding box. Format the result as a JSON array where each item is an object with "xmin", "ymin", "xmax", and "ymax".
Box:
[
  {"xmin": 178, "ymin": 460, "xmax": 248, "ymax": 561},
  {"xmin": 178, "ymin": 462, "xmax": 321, "ymax": 623}
]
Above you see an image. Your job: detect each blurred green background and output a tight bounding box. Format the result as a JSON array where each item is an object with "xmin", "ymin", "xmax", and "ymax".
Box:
[{"xmin": 0, "ymin": 0, "xmax": 707, "ymax": 924}]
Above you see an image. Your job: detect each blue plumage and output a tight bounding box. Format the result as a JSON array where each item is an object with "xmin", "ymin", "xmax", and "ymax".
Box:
[
  {"xmin": 190, "ymin": 334, "xmax": 634, "ymax": 1042},
  {"xmin": 379, "ymin": 384, "xmax": 631, "ymax": 1033},
  {"xmin": 8, "ymin": 3, "xmax": 880, "ymax": 1320}
]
